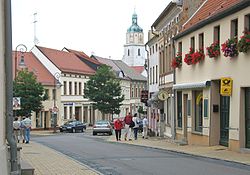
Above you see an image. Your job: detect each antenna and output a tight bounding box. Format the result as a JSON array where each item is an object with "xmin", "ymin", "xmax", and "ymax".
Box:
[{"xmin": 33, "ymin": 12, "xmax": 39, "ymax": 45}]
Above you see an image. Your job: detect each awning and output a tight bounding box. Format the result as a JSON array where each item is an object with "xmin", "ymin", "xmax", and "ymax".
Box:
[{"xmin": 173, "ymin": 81, "xmax": 211, "ymax": 90}]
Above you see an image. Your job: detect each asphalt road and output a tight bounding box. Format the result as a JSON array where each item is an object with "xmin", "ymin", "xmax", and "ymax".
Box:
[{"xmin": 32, "ymin": 132, "xmax": 250, "ymax": 175}]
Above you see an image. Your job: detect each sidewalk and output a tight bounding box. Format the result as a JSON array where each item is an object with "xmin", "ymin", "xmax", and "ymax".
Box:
[
  {"xmin": 19, "ymin": 138, "xmax": 100, "ymax": 175},
  {"xmin": 107, "ymin": 134, "xmax": 250, "ymax": 166}
]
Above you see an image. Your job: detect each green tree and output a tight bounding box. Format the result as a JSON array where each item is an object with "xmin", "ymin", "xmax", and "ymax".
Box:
[
  {"xmin": 84, "ymin": 65, "xmax": 124, "ymax": 120},
  {"xmin": 13, "ymin": 69, "xmax": 48, "ymax": 116}
]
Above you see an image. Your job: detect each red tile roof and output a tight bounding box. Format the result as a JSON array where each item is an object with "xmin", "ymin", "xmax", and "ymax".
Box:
[
  {"xmin": 183, "ymin": 0, "xmax": 242, "ymax": 31},
  {"xmin": 36, "ymin": 46, "xmax": 95, "ymax": 75},
  {"xmin": 13, "ymin": 51, "xmax": 55, "ymax": 86},
  {"xmin": 64, "ymin": 48, "xmax": 102, "ymax": 65},
  {"xmin": 131, "ymin": 66, "xmax": 145, "ymax": 74}
]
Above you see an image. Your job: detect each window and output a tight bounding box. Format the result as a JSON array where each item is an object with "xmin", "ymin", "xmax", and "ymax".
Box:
[
  {"xmin": 63, "ymin": 81, "xmax": 67, "ymax": 95},
  {"xmin": 64, "ymin": 107, "xmax": 67, "ymax": 119},
  {"xmin": 167, "ymin": 97, "xmax": 171, "ymax": 126},
  {"xmin": 150, "ymin": 68, "xmax": 152, "ymax": 84},
  {"xmin": 128, "ymin": 49, "xmax": 130, "ymax": 56},
  {"xmin": 44, "ymin": 89, "xmax": 49, "ymax": 100},
  {"xmin": 79, "ymin": 82, "xmax": 82, "ymax": 95},
  {"xmin": 131, "ymin": 88, "xmax": 134, "ymax": 98},
  {"xmin": 191, "ymin": 37, "xmax": 195, "ymax": 50},
  {"xmin": 195, "ymin": 91, "xmax": 203, "ymax": 132},
  {"xmin": 138, "ymin": 49, "xmax": 140, "ymax": 56},
  {"xmin": 178, "ymin": 42, "xmax": 182, "ymax": 53},
  {"xmin": 204, "ymin": 99, "xmax": 208, "ymax": 118},
  {"xmin": 245, "ymin": 14, "xmax": 250, "ymax": 31},
  {"xmin": 153, "ymin": 66, "xmax": 155, "ymax": 84},
  {"xmin": 52, "ymin": 89, "xmax": 56, "ymax": 101},
  {"xmin": 231, "ymin": 18, "xmax": 238, "ymax": 38},
  {"xmin": 177, "ymin": 91, "xmax": 182, "ymax": 128},
  {"xmin": 74, "ymin": 82, "xmax": 77, "ymax": 95},
  {"xmin": 69, "ymin": 106, "xmax": 72, "ymax": 119},
  {"xmin": 150, "ymin": 48, "xmax": 152, "ymax": 55},
  {"xmin": 214, "ymin": 26, "xmax": 220, "ymax": 43},
  {"xmin": 199, "ymin": 33, "xmax": 204, "ymax": 50},
  {"xmin": 156, "ymin": 65, "xmax": 158, "ymax": 84},
  {"xmin": 135, "ymin": 87, "xmax": 138, "ymax": 97},
  {"xmin": 156, "ymin": 44, "xmax": 158, "ymax": 52},
  {"xmin": 69, "ymin": 82, "xmax": 72, "ymax": 95}
]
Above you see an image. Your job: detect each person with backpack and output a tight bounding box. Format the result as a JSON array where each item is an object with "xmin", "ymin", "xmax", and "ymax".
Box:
[
  {"xmin": 132, "ymin": 113, "xmax": 140, "ymax": 140},
  {"xmin": 13, "ymin": 117, "xmax": 21, "ymax": 143},
  {"xmin": 123, "ymin": 112, "xmax": 132, "ymax": 141}
]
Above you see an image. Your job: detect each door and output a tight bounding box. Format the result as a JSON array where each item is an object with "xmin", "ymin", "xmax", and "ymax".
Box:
[
  {"xmin": 220, "ymin": 96, "xmax": 230, "ymax": 146},
  {"xmin": 245, "ymin": 88, "xmax": 250, "ymax": 148}
]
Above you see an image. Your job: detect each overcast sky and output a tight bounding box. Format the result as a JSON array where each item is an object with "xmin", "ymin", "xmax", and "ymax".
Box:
[{"xmin": 12, "ymin": 0, "xmax": 171, "ymax": 59}]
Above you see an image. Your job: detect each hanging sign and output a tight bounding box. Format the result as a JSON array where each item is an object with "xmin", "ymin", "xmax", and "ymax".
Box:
[
  {"xmin": 158, "ymin": 91, "xmax": 168, "ymax": 101},
  {"xmin": 220, "ymin": 77, "xmax": 233, "ymax": 96}
]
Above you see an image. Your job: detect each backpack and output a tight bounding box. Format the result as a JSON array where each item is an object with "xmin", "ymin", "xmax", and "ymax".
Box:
[{"xmin": 129, "ymin": 121, "xmax": 135, "ymax": 128}]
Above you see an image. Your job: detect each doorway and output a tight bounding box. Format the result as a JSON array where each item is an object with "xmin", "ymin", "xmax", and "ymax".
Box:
[
  {"xmin": 183, "ymin": 94, "xmax": 188, "ymax": 142},
  {"xmin": 220, "ymin": 96, "xmax": 230, "ymax": 146},
  {"xmin": 245, "ymin": 88, "xmax": 250, "ymax": 148}
]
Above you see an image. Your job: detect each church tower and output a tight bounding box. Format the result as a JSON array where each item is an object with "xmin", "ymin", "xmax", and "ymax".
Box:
[{"xmin": 122, "ymin": 12, "xmax": 146, "ymax": 67}]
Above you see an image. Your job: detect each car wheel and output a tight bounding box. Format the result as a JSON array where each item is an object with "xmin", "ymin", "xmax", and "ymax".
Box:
[
  {"xmin": 60, "ymin": 129, "xmax": 63, "ymax": 132},
  {"xmin": 81, "ymin": 129, "xmax": 84, "ymax": 132},
  {"xmin": 108, "ymin": 131, "xmax": 112, "ymax": 135},
  {"xmin": 93, "ymin": 132, "xmax": 97, "ymax": 135},
  {"xmin": 72, "ymin": 128, "xmax": 76, "ymax": 133}
]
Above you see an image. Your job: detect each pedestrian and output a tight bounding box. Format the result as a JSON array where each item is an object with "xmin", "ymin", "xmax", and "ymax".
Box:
[
  {"xmin": 132, "ymin": 113, "xmax": 140, "ymax": 140},
  {"xmin": 114, "ymin": 118, "xmax": 123, "ymax": 141},
  {"xmin": 23, "ymin": 115, "xmax": 32, "ymax": 144},
  {"xmin": 13, "ymin": 117, "xmax": 21, "ymax": 143},
  {"xmin": 20, "ymin": 117, "xmax": 26, "ymax": 143},
  {"xmin": 142, "ymin": 116, "xmax": 148, "ymax": 139},
  {"xmin": 123, "ymin": 112, "xmax": 133, "ymax": 141}
]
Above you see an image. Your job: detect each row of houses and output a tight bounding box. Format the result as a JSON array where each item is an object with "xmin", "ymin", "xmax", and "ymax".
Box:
[
  {"xmin": 14, "ymin": 45, "xmax": 146, "ymax": 129},
  {"xmin": 146, "ymin": 0, "xmax": 250, "ymax": 152}
]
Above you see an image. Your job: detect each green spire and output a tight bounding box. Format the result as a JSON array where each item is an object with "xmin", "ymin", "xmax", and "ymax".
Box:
[{"xmin": 127, "ymin": 12, "xmax": 143, "ymax": 33}]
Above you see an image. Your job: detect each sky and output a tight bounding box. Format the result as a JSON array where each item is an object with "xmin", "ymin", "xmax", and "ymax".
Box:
[{"xmin": 12, "ymin": 0, "xmax": 171, "ymax": 60}]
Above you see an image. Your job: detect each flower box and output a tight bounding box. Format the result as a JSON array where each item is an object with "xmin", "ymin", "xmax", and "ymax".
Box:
[
  {"xmin": 192, "ymin": 49, "xmax": 205, "ymax": 64},
  {"xmin": 184, "ymin": 48, "xmax": 194, "ymax": 65},
  {"xmin": 206, "ymin": 41, "xmax": 220, "ymax": 58},
  {"xmin": 171, "ymin": 52, "xmax": 182, "ymax": 68},
  {"xmin": 221, "ymin": 37, "xmax": 238, "ymax": 58},
  {"xmin": 238, "ymin": 30, "xmax": 250, "ymax": 53}
]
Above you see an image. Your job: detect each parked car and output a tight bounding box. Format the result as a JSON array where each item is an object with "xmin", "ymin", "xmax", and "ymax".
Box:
[
  {"xmin": 59, "ymin": 120, "xmax": 87, "ymax": 133},
  {"xmin": 93, "ymin": 120, "xmax": 113, "ymax": 135}
]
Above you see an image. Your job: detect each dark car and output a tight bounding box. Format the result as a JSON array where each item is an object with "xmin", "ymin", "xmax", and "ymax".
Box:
[
  {"xmin": 93, "ymin": 120, "xmax": 113, "ymax": 135},
  {"xmin": 59, "ymin": 120, "xmax": 87, "ymax": 133}
]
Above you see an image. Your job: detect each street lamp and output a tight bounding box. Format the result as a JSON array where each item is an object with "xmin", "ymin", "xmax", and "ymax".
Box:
[
  {"xmin": 15, "ymin": 44, "xmax": 27, "ymax": 79},
  {"xmin": 52, "ymin": 72, "xmax": 61, "ymax": 133}
]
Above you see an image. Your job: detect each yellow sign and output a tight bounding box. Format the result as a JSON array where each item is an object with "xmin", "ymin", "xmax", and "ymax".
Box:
[
  {"xmin": 158, "ymin": 91, "xmax": 168, "ymax": 101},
  {"xmin": 220, "ymin": 77, "xmax": 233, "ymax": 96}
]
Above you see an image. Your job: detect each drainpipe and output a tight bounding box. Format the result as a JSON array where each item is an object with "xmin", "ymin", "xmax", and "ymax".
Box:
[
  {"xmin": 172, "ymin": 39, "xmax": 176, "ymax": 140},
  {"xmin": 4, "ymin": 0, "xmax": 19, "ymax": 174}
]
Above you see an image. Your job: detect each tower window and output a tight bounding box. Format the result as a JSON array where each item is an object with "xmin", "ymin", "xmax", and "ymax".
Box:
[
  {"xmin": 128, "ymin": 49, "xmax": 130, "ymax": 56},
  {"xmin": 138, "ymin": 49, "xmax": 140, "ymax": 56}
]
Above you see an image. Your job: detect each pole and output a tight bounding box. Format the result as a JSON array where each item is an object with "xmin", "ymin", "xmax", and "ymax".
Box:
[{"xmin": 53, "ymin": 72, "xmax": 60, "ymax": 133}]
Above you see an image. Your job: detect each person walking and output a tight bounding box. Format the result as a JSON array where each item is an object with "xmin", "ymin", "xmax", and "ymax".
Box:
[
  {"xmin": 132, "ymin": 113, "xmax": 140, "ymax": 140},
  {"xmin": 114, "ymin": 118, "xmax": 123, "ymax": 141},
  {"xmin": 23, "ymin": 115, "xmax": 32, "ymax": 144},
  {"xmin": 20, "ymin": 117, "xmax": 26, "ymax": 143},
  {"xmin": 142, "ymin": 116, "xmax": 148, "ymax": 139},
  {"xmin": 13, "ymin": 117, "xmax": 21, "ymax": 143},
  {"xmin": 123, "ymin": 112, "xmax": 132, "ymax": 141}
]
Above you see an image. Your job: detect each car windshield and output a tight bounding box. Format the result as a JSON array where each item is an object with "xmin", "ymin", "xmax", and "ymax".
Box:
[
  {"xmin": 64, "ymin": 121, "xmax": 76, "ymax": 125},
  {"xmin": 96, "ymin": 121, "xmax": 109, "ymax": 125}
]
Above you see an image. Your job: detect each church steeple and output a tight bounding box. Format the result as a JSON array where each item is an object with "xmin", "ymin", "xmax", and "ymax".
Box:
[{"xmin": 127, "ymin": 11, "xmax": 143, "ymax": 33}]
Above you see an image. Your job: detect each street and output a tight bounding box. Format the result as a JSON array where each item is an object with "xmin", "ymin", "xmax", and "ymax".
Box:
[{"xmin": 31, "ymin": 131, "xmax": 250, "ymax": 175}]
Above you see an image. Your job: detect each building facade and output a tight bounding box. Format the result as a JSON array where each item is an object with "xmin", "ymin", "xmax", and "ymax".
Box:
[{"xmin": 174, "ymin": 0, "xmax": 250, "ymax": 151}]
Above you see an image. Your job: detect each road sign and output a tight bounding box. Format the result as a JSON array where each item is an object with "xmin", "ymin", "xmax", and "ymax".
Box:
[{"xmin": 220, "ymin": 77, "xmax": 233, "ymax": 96}]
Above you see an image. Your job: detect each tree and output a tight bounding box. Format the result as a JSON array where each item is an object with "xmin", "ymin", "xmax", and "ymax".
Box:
[
  {"xmin": 13, "ymin": 69, "xmax": 48, "ymax": 116},
  {"xmin": 84, "ymin": 65, "xmax": 124, "ymax": 121}
]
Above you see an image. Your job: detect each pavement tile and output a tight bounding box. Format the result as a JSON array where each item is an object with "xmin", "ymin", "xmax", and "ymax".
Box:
[{"xmin": 19, "ymin": 141, "xmax": 100, "ymax": 175}]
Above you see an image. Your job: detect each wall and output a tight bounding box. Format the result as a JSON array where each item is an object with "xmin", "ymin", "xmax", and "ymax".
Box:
[{"xmin": 0, "ymin": 0, "xmax": 8, "ymax": 173}]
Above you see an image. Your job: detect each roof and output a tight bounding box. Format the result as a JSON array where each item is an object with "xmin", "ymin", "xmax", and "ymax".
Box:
[
  {"xmin": 13, "ymin": 51, "xmax": 55, "ymax": 86},
  {"xmin": 64, "ymin": 48, "xmax": 101, "ymax": 65},
  {"xmin": 93, "ymin": 55, "xmax": 146, "ymax": 81},
  {"xmin": 127, "ymin": 12, "xmax": 143, "ymax": 33},
  {"xmin": 131, "ymin": 66, "xmax": 145, "ymax": 74},
  {"xmin": 36, "ymin": 46, "xmax": 95, "ymax": 75},
  {"xmin": 183, "ymin": 0, "xmax": 242, "ymax": 31},
  {"xmin": 175, "ymin": 0, "xmax": 248, "ymax": 39}
]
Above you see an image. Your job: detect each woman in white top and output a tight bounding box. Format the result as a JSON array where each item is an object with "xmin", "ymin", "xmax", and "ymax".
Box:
[{"xmin": 132, "ymin": 113, "xmax": 140, "ymax": 140}]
